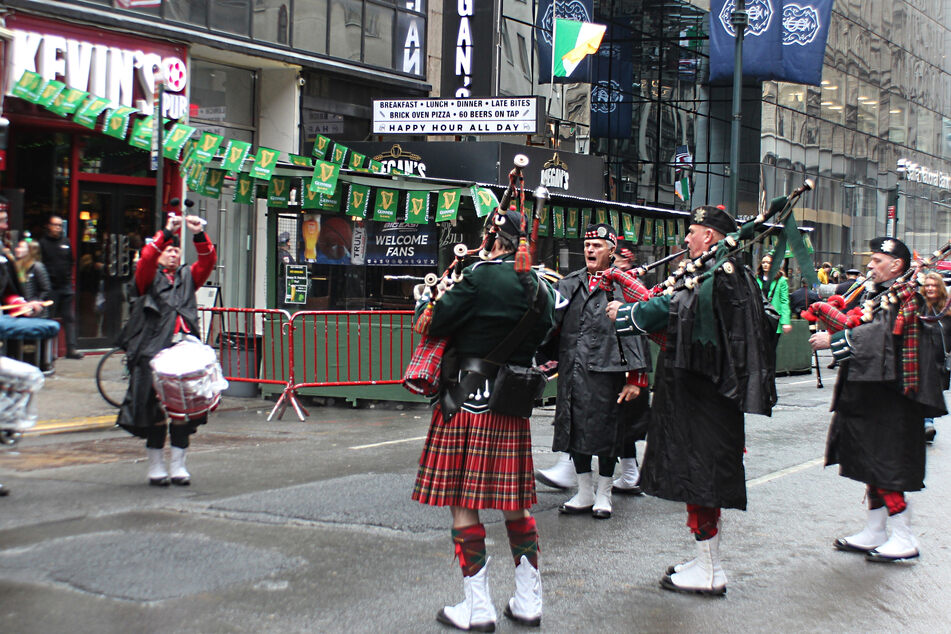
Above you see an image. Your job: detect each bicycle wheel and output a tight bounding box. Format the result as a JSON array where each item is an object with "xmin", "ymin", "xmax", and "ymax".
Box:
[{"xmin": 96, "ymin": 348, "xmax": 129, "ymax": 408}]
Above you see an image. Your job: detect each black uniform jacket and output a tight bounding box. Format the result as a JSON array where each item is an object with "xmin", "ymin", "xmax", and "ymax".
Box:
[{"xmin": 549, "ymin": 268, "xmax": 651, "ymax": 456}]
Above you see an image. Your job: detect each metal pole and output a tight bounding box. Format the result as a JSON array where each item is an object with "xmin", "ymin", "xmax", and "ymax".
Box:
[
  {"xmin": 728, "ymin": 0, "xmax": 748, "ymax": 216},
  {"xmin": 153, "ymin": 81, "xmax": 165, "ymax": 230}
]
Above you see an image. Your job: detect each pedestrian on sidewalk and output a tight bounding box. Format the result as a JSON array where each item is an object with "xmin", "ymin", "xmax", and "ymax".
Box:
[
  {"xmin": 810, "ymin": 238, "xmax": 947, "ymax": 562},
  {"xmin": 411, "ymin": 208, "xmax": 555, "ymax": 631},
  {"xmin": 116, "ymin": 213, "xmax": 216, "ymax": 487},
  {"xmin": 607, "ymin": 206, "xmax": 778, "ymax": 595},
  {"xmin": 39, "ymin": 214, "xmax": 82, "ymax": 359}
]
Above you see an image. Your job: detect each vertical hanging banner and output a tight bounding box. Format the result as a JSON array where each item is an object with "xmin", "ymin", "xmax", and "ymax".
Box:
[
  {"xmin": 609, "ymin": 209, "xmax": 620, "ymax": 233},
  {"xmin": 193, "ymin": 132, "xmax": 224, "ymax": 162},
  {"xmin": 301, "ymin": 179, "xmax": 322, "ymax": 209},
  {"xmin": 162, "ymin": 123, "xmax": 197, "ymax": 159},
  {"xmin": 552, "ymin": 206, "xmax": 565, "ymax": 238},
  {"xmin": 202, "ymin": 168, "xmax": 226, "ymax": 199},
  {"xmin": 233, "ymin": 172, "xmax": 255, "ymax": 204},
  {"xmin": 435, "ymin": 189, "xmax": 463, "ymax": 222},
  {"xmin": 319, "ymin": 186, "xmax": 344, "ymax": 212},
  {"xmin": 591, "ymin": 23, "xmax": 633, "ymax": 138},
  {"xmin": 566, "ymin": 208, "xmax": 579, "ymax": 237},
  {"xmin": 470, "ymin": 186, "xmax": 499, "ymax": 218},
  {"xmin": 268, "ymin": 176, "xmax": 291, "ymax": 207},
  {"xmin": 537, "ymin": 203, "xmax": 550, "ymax": 237},
  {"xmin": 36, "ymin": 80, "xmax": 66, "ymax": 107},
  {"xmin": 72, "ymin": 96, "xmax": 112, "ymax": 129},
  {"xmin": 405, "ymin": 191, "xmax": 429, "ymax": 224},
  {"xmin": 666, "ymin": 220, "xmax": 679, "ymax": 246},
  {"xmin": 221, "ymin": 140, "xmax": 252, "ymax": 174},
  {"xmin": 309, "ymin": 159, "xmax": 341, "ymax": 195},
  {"xmin": 11, "ymin": 70, "xmax": 44, "ymax": 102},
  {"xmin": 642, "ymin": 218, "xmax": 654, "ymax": 245},
  {"xmin": 347, "ymin": 183, "xmax": 371, "ymax": 219},
  {"xmin": 654, "ymin": 219, "xmax": 665, "ymax": 245},
  {"xmin": 373, "ymin": 188, "xmax": 399, "ymax": 221},
  {"xmin": 580, "ymin": 208, "xmax": 592, "ymax": 230},
  {"xmin": 312, "ymin": 134, "xmax": 332, "ymax": 159},
  {"xmin": 250, "ymin": 147, "xmax": 280, "ymax": 180},
  {"xmin": 595, "ymin": 207, "xmax": 608, "ymax": 224},
  {"xmin": 622, "ymin": 213, "xmax": 637, "ymax": 242}
]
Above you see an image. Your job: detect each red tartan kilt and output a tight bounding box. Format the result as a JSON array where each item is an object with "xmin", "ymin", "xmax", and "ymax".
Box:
[{"xmin": 413, "ymin": 405, "xmax": 536, "ymax": 511}]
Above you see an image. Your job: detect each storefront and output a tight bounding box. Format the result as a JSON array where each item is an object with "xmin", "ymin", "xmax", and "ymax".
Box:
[{"xmin": 2, "ymin": 13, "xmax": 188, "ymax": 348}]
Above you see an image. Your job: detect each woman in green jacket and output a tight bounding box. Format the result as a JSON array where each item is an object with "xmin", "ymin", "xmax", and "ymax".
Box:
[{"xmin": 757, "ymin": 253, "xmax": 792, "ymax": 334}]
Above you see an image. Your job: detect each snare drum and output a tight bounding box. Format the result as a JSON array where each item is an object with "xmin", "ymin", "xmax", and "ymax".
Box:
[
  {"xmin": 0, "ymin": 355, "xmax": 45, "ymax": 434},
  {"xmin": 150, "ymin": 337, "xmax": 229, "ymax": 422}
]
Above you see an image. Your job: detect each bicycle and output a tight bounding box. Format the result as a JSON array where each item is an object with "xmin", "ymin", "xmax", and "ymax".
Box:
[{"xmin": 95, "ymin": 347, "xmax": 129, "ymax": 408}]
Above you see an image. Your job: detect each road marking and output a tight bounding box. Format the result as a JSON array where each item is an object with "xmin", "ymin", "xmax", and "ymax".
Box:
[
  {"xmin": 25, "ymin": 414, "xmax": 116, "ymax": 436},
  {"xmin": 748, "ymin": 457, "xmax": 824, "ymax": 487},
  {"xmin": 350, "ymin": 436, "xmax": 427, "ymax": 450},
  {"xmin": 782, "ymin": 379, "xmax": 821, "ymax": 385}
]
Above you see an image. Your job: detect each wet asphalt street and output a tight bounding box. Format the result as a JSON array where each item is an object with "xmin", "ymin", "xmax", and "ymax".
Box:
[{"xmin": 1, "ymin": 354, "xmax": 950, "ymax": 633}]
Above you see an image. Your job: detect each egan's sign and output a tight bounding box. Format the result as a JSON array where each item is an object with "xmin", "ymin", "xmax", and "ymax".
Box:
[{"xmin": 373, "ymin": 97, "xmax": 541, "ymax": 135}]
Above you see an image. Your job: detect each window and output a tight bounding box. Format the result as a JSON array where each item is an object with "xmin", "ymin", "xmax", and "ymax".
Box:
[
  {"xmin": 364, "ymin": 3, "xmax": 394, "ymax": 68},
  {"xmin": 293, "ymin": 0, "xmax": 329, "ymax": 54},
  {"xmin": 329, "ymin": 0, "xmax": 363, "ymax": 62},
  {"xmin": 211, "ymin": 0, "xmax": 251, "ymax": 36},
  {"xmin": 252, "ymin": 0, "xmax": 290, "ymax": 45}
]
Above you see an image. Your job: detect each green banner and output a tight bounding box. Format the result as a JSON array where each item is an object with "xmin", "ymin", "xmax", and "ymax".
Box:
[
  {"xmin": 537, "ymin": 203, "xmax": 550, "ymax": 237},
  {"xmin": 552, "ymin": 206, "xmax": 565, "ymax": 238},
  {"xmin": 666, "ymin": 219, "xmax": 678, "ymax": 246},
  {"xmin": 184, "ymin": 158, "xmax": 204, "ymax": 192},
  {"xmin": 233, "ymin": 172, "xmax": 255, "ymax": 204},
  {"xmin": 372, "ymin": 188, "xmax": 398, "ymax": 221},
  {"xmin": 642, "ymin": 218, "xmax": 654, "ymax": 245},
  {"xmin": 249, "ymin": 146, "xmax": 280, "ymax": 180},
  {"xmin": 162, "ymin": 122, "xmax": 197, "ymax": 159},
  {"xmin": 301, "ymin": 179, "xmax": 321, "ymax": 209},
  {"xmin": 201, "ymin": 168, "xmax": 226, "ymax": 199},
  {"xmin": 595, "ymin": 207, "xmax": 608, "ymax": 225},
  {"xmin": 221, "ymin": 139, "xmax": 252, "ymax": 174},
  {"xmin": 128, "ymin": 115, "xmax": 154, "ymax": 150},
  {"xmin": 267, "ymin": 175, "xmax": 291, "ymax": 207},
  {"xmin": 369, "ymin": 159, "xmax": 386, "ymax": 174},
  {"xmin": 312, "ymin": 134, "xmax": 332, "ymax": 159},
  {"xmin": 347, "ymin": 183, "xmax": 371, "ymax": 219},
  {"xmin": 36, "ymin": 80, "xmax": 66, "ymax": 107},
  {"xmin": 348, "ymin": 151, "xmax": 366, "ymax": 170},
  {"xmin": 48, "ymin": 88, "xmax": 89, "ymax": 117},
  {"xmin": 405, "ymin": 191, "xmax": 429, "ymax": 224},
  {"xmin": 71, "ymin": 95, "xmax": 108, "ymax": 128},
  {"xmin": 289, "ymin": 153, "xmax": 312, "ymax": 167},
  {"xmin": 435, "ymin": 189, "xmax": 463, "ymax": 222},
  {"xmin": 609, "ymin": 209, "xmax": 620, "ymax": 234},
  {"xmin": 622, "ymin": 213, "xmax": 637, "ymax": 242},
  {"xmin": 654, "ymin": 219, "xmax": 665, "ymax": 244},
  {"xmin": 11, "ymin": 71, "xmax": 44, "ymax": 102},
  {"xmin": 566, "ymin": 207, "xmax": 579, "ymax": 238},
  {"xmin": 470, "ymin": 186, "xmax": 499, "ymax": 218},
  {"xmin": 309, "ymin": 159, "xmax": 340, "ymax": 195},
  {"xmin": 318, "ymin": 185, "xmax": 343, "ymax": 212},
  {"xmin": 102, "ymin": 106, "xmax": 138, "ymax": 140},
  {"xmin": 330, "ymin": 144, "xmax": 347, "ymax": 165},
  {"xmin": 580, "ymin": 208, "xmax": 592, "ymax": 232},
  {"xmin": 193, "ymin": 132, "xmax": 224, "ymax": 163},
  {"xmin": 179, "ymin": 139, "xmax": 199, "ymax": 177}
]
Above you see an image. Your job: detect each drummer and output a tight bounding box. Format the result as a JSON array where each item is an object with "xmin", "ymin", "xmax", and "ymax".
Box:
[{"xmin": 117, "ymin": 212, "xmax": 216, "ymax": 486}]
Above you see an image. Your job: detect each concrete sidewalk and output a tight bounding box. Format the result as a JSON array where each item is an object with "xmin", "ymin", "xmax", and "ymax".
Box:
[{"xmin": 27, "ymin": 354, "xmax": 269, "ymax": 436}]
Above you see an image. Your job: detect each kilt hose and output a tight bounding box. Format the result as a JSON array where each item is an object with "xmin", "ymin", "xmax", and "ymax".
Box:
[{"xmin": 413, "ymin": 405, "xmax": 536, "ymax": 511}]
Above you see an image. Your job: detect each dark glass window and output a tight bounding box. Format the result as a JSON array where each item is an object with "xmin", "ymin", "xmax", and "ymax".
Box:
[
  {"xmin": 294, "ymin": 0, "xmax": 329, "ymax": 54},
  {"xmin": 329, "ymin": 0, "xmax": 363, "ymax": 62},
  {"xmin": 363, "ymin": 3, "xmax": 394, "ymax": 68},
  {"xmin": 211, "ymin": 0, "xmax": 251, "ymax": 36},
  {"xmin": 253, "ymin": 0, "xmax": 290, "ymax": 45}
]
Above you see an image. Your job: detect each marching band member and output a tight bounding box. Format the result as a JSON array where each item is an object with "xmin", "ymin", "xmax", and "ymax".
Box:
[
  {"xmin": 542, "ymin": 224, "xmax": 650, "ymax": 519},
  {"xmin": 117, "ymin": 213, "xmax": 216, "ymax": 487},
  {"xmin": 412, "ymin": 209, "xmax": 555, "ymax": 631},
  {"xmin": 809, "ymin": 237, "xmax": 946, "ymax": 562},
  {"xmin": 607, "ymin": 206, "xmax": 777, "ymax": 595}
]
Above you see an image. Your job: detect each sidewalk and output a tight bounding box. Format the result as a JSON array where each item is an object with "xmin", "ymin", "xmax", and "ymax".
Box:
[{"xmin": 27, "ymin": 354, "xmax": 267, "ymax": 436}]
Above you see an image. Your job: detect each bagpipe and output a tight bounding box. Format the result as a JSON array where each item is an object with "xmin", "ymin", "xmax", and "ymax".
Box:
[{"xmin": 403, "ymin": 155, "xmax": 555, "ymax": 397}]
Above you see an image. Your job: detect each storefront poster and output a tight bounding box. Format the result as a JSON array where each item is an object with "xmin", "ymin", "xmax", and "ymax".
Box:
[
  {"xmin": 470, "ymin": 186, "xmax": 499, "ymax": 218},
  {"xmin": 193, "ymin": 132, "xmax": 224, "ymax": 162},
  {"xmin": 284, "ymin": 264, "xmax": 309, "ymax": 304},
  {"xmin": 36, "ymin": 80, "xmax": 66, "ymax": 107},
  {"xmin": 267, "ymin": 176, "xmax": 291, "ymax": 207},
  {"xmin": 233, "ymin": 172, "xmax": 255, "ymax": 204},
  {"xmin": 347, "ymin": 183, "xmax": 370, "ymax": 219},
  {"xmin": 300, "ymin": 214, "xmax": 352, "ymax": 265},
  {"xmin": 566, "ymin": 207, "xmax": 579, "ymax": 237},
  {"xmin": 435, "ymin": 189, "xmax": 462, "ymax": 222},
  {"xmin": 552, "ymin": 206, "xmax": 565, "ymax": 238},
  {"xmin": 221, "ymin": 139, "xmax": 252, "ymax": 174},
  {"xmin": 249, "ymin": 146, "xmax": 280, "ymax": 180},
  {"xmin": 309, "ymin": 159, "xmax": 340, "ymax": 195},
  {"xmin": 103, "ymin": 106, "xmax": 138, "ymax": 140},
  {"xmin": 405, "ymin": 191, "xmax": 429, "ymax": 224},
  {"xmin": 365, "ymin": 222, "xmax": 436, "ymax": 266},
  {"xmin": 372, "ymin": 189, "xmax": 397, "ymax": 222},
  {"xmin": 11, "ymin": 70, "xmax": 44, "ymax": 102},
  {"xmin": 312, "ymin": 134, "xmax": 332, "ymax": 159}
]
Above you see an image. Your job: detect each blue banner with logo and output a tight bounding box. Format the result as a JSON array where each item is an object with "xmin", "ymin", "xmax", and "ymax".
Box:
[
  {"xmin": 365, "ymin": 222, "xmax": 436, "ymax": 266},
  {"xmin": 535, "ymin": 0, "xmax": 594, "ymax": 84},
  {"xmin": 591, "ymin": 24, "xmax": 632, "ymax": 138},
  {"xmin": 709, "ymin": 0, "xmax": 832, "ymax": 86}
]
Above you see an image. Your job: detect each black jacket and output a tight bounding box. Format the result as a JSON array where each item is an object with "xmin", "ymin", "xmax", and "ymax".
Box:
[{"xmin": 38, "ymin": 234, "xmax": 74, "ymax": 291}]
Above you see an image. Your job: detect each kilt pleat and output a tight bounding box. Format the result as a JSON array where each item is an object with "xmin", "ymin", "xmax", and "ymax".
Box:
[{"xmin": 413, "ymin": 405, "xmax": 536, "ymax": 511}]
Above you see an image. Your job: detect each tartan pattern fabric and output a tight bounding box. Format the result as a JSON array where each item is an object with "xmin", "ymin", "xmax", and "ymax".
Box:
[
  {"xmin": 895, "ymin": 293, "xmax": 922, "ymax": 394},
  {"xmin": 452, "ymin": 523, "xmax": 488, "ymax": 576},
  {"xmin": 505, "ymin": 516, "xmax": 539, "ymax": 568},
  {"xmin": 402, "ymin": 336, "xmax": 448, "ymax": 397},
  {"xmin": 686, "ymin": 504, "xmax": 721, "ymax": 540},
  {"xmin": 601, "ymin": 267, "xmax": 668, "ymax": 348},
  {"xmin": 413, "ymin": 406, "xmax": 536, "ymax": 510}
]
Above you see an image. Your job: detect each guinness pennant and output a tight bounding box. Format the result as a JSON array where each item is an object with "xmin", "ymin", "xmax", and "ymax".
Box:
[
  {"xmin": 654, "ymin": 218, "xmax": 665, "ymax": 244},
  {"xmin": 102, "ymin": 106, "xmax": 138, "ymax": 140},
  {"xmin": 318, "ymin": 185, "xmax": 343, "ymax": 212},
  {"xmin": 435, "ymin": 189, "xmax": 463, "ymax": 223},
  {"xmin": 202, "ymin": 168, "xmax": 226, "ymax": 199},
  {"xmin": 595, "ymin": 207, "xmax": 608, "ymax": 224},
  {"xmin": 128, "ymin": 115, "xmax": 155, "ymax": 150},
  {"xmin": 348, "ymin": 152, "xmax": 366, "ymax": 170},
  {"xmin": 221, "ymin": 139, "xmax": 252, "ymax": 174},
  {"xmin": 404, "ymin": 191, "xmax": 429, "ymax": 224},
  {"xmin": 368, "ymin": 159, "xmax": 386, "ymax": 174},
  {"xmin": 268, "ymin": 175, "xmax": 291, "ymax": 207},
  {"xmin": 301, "ymin": 178, "xmax": 321, "ymax": 209},
  {"xmin": 312, "ymin": 134, "xmax": 332, "ymax": 159},
  {"xmin": 193, "ymin": 132, "xmax": 224, "ymax": 163},
  {"xmin": 162, "ymin": 123, "xmax": 197, "ymax": 160},
  {"xmin": 11, "ymin": 70, "xmax": 44, "ymax": 102},
  {"xmin": 233, "ymin": 172, "xmax": 255, "ymax": 204},
  {"xmin": 373, "ymin": 189, "xmax": 398, "ymax": 222},
  {"xmin": 179, "ymin": 139, "xmax": 199, "ymax": 178},
  {"xmin": 537, "ymin": 203, "xmax": 550, "ymax": 237},
  {"xmin": 609, "ymin": 209, "xmax": 620, "ymax": 234},
  {"xmin": 250, "ymin": 146, "xmax": 280, "ymax": 180},
  {"xmin": 622, "ymin": 213, "xmax": 637, "ymax": 242},
  {"xmin": 580, "ymin": 208, "xmax": 592, "ymax": 232},
  {"xmin": 552, "ymin": 206, "xmax": 565, "ymax": 238},
  {"xmin": 641, "ymin": 218, "xmax": 654, "ymax": 245},
  {"xmin": 666, "ymin": 220, "xmax": 679, "ymax": 246},
  {"xmin": 48, "ymin": 87, "xmax": 89, "ymax": 117},
  {"xmin": 289, "ymin": 154, "xmax": 313, "ymax": 167},
  {"xmin": 308, "ymin": 159, "xmax": 340, "ymax": 196},
  {"xmin": 470, "ymin": 186, "xmax": 499, "ymax": 218},
  {"xmin": 331, "ymin": 143, "xmax": 348, "ymax": 165},
  {"xmin": 36, "ymin": 80, "xmax": 66, "ymax": 107},
  {"xmin": 566, "ymin": 207, "xmax": 579, "ymax": 237},
  {"xmin": 348, "ymin": 184, "xmax": 371, "ymax": 219}
]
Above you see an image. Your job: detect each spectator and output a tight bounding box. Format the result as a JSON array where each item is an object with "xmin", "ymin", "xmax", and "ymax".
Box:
[
  {"xmin": 39, "ymin": 215, "xmax": 82, "ymax": 359},
  {"xmin": 756, "ymin": 253, "xmax": 792, "ymax": 334},
  {"xmin": 13, "ymin": 240, "xmax": 51, "ymax": 318},
  {"xmin": 817, "ymin": 261, "xmax": 832, "ymax": 284},
  {"xmin": 790, "ymin": 279, "xmax": 821, "ymax": 316}
]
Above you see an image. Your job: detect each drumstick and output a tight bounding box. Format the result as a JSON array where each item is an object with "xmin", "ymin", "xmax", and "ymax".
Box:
[
  {"xmin": 0, "ymin": 300, "xmax": 54, "ymax": 315},
  {"xmin": 168, "ymin": 213, "xmax": 208, "ymax": 226}
]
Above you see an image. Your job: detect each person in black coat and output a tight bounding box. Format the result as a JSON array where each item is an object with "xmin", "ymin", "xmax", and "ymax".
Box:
[
  {"xmin": 38, "ymin": 215, "xmax": 82, "ymax": 358},
  {"xmin": 810, "ymin": 237, "xmax": 946, "ymax": 562},
  {"xmin": 608, "ymin": 206, "xmax": 777, "ymax": 595},
  {"xmin": 544, "ymin": 223, "xmax": 652, "ymax": 521}
]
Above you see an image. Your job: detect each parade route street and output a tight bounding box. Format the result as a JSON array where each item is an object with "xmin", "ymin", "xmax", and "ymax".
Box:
[{"xmin": 2, "ymin": 363, "xmax": 950, "ymax": 633}]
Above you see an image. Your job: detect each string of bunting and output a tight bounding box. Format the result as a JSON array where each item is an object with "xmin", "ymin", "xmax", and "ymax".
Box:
[{"xmin": 9, "ymin": 68, "xmax": 714, "ymax": 236}]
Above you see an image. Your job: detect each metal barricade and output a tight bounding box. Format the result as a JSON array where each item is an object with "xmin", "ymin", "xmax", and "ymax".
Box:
[
  {"xmin": 270, "ymin": 310, "xmax": 418, "ymax": 421},
  {"xmin": 197, "ymin": 307, "xmax": 292, "ymax": 419}
]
